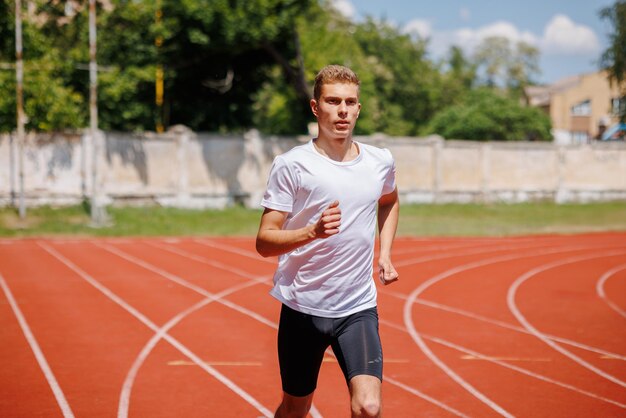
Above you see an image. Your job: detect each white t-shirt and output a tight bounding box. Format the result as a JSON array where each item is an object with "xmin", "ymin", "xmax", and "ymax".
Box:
[{"xmin": 261, "ymin": 139, "xmax": 396, "ymax": 318}]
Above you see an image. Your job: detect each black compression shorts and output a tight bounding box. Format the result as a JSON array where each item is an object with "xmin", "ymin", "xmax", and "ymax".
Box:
[{"xmin": 277, "ymin": 304, "xmax": 383, "ymax": 397}]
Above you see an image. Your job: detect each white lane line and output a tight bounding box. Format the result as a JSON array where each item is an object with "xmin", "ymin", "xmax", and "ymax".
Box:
[
  {"xmin": 0, "ymin": 273, "xmax": 76, "ymax": 418},
  {"xmin": 380, "ymin": 318, "xmax": 626, "ymax": 409},
  {"xmin": 393, "ymin": 241, "xmax": 557, "ymax": 268},
  {"xmin": 146, "ymin": 241, "xmax": 267, "ymax": 281},
  {"xmin": 379, "ymin": 289, "xmax": 626, "ymax": 361},
  {"xmin": 192, "ymin": 239, "xmax": 276, "ymax": 264},
  {"xmin": 118, "ymin": 278, "xmax": 267, "ymax": 418},
  {"xmin": 383, "ymin": 376, "xmax": 470, "ymax": 417},
  {"xmin": 177, "ymin": 244, "xmax": 485, "ymax": 417},
  {"xmin": 507, "ymin": 251, "xmax": 626, "ymax": 389},
  {"xmin": 401, "ymin": 245, "xmax": 614, "ymax": 418},
  {"xmin": 201, "ymin": 237, "xmax": 626, "ymax": 412},
  {"xmin": 93, "ymin": 241, "xmax": 324, "ymax": 418},
  {"xmin": 123, "ymin": 240, "xmax": 465, "ymax": 418},
  {"xmin": 93, "ymin": 242, "xmax": 277, "ymax": 330},
  {"xmin": 596, "ymin": 264, "xmax": 626, "ymax": 320},
  {"xmin": 38, "ymin": 242, "xmax": 274, "ymax": 418}
]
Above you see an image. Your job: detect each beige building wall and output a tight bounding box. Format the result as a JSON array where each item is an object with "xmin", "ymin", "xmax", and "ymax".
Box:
[{"xmin": 549, "ymin": 71, "xmax": 621, "ymax": 141}]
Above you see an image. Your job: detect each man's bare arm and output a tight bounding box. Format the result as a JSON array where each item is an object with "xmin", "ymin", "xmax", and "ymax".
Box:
[
  {"xmin": 377, "ymin": 187, "xmax": 399, "ymax": 285},
  {"xmin": 256, "ymin": 201, "xmax": 342, "ymax": 258}
]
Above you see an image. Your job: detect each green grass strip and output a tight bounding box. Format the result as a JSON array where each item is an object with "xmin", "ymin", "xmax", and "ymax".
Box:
[{"xmin": 1, "ymin": 202, "xmax": 625, "ymax": 238}]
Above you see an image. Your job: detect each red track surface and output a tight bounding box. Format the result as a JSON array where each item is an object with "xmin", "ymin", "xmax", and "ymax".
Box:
[{"xmin": 1, "ymin": 233, "xmax": 625, "ymax": 417}]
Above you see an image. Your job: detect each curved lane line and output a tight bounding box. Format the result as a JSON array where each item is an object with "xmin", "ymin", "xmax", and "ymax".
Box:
[
  {"xmin": 401, "ymin": 245, "xmax": 620, "ymax": 418},
  {"xmin": 596, "ymin": 263, "xmax": 626, "ymax": 320},
  {"xmin": 0, "ymin": 273, "xmax": 76, "ymax": 418},
  {"xmin": 38, "ymin": 242, "xmax": 274, "ymax": 418},
  {"xmin": 139, "ymin": 241, "xmax": 325, "ymax": 418},
  {"xmin": 379, "ymin": 289, "xmax": 626, "ymax": 361},
  {"xmin": 380, "ymin": 318, "xmax": 626, "ymax": 409},
  {"xmin": 507, "ymin": 250, "xmax": 626, "ymax": 389},
  {"xmin": 118, "ymin": 279, "xmax": 267, "ymax": 418},
  {"xmin": 195, "ymin": 238, "xmax": 498, "ymax": 417},
  {"xmin": 141, "ymin": 240, "xmax": 465, "ymax": 417}
]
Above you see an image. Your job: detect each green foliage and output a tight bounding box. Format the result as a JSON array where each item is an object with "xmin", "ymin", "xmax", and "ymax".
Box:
[
  {"xmin": 352, "ymin": 18, "xmax": 444, "ymax": 135},
  {"xmin": 0, "ymin": 0, "xmax": 550, "ymax": 140},
  {"xmin": 425, "ymin": 88, "xmax": 552, "ymax": 141},
  {"xmin": 600, "ymin": 1, "xmax": 626, "ymax": 121},
  {"xmin": 473, "ymin": 36, "xmax": 540, "ymax": 94}
]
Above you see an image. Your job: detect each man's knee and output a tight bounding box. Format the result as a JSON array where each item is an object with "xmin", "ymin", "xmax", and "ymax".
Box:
[
  {"xmin": 350, "ymin": 375, "xmax": 382, "ymax": 418},
  {"xmin": 351, "ymin": 395, "xmax": 381, "ymax": 418}
]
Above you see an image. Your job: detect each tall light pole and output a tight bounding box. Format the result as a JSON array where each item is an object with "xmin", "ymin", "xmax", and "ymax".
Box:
[
  {"xmin": 155, "ymin": 0, "xmax": 164, "ymax": 133},
  {"xmin": 89, "ymin": 0, "xmax": 104, "ymax": 225},
  {"xmin": 15, "ymin": 0, "xmax": 26, "ymax": 219}
]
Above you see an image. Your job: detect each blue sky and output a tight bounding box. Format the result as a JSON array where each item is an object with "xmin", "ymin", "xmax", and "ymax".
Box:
[{"xmin": 331, "ymin": 0, "xmax": 614, "ymax": 84}]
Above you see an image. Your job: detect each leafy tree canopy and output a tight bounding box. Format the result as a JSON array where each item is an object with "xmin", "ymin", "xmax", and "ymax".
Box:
[
  {"xmin": 424, "ymin": 88, "xmax": 552, "ymax": 141},
  {"xmin": 0, "ymin": 0, "xmax": 550, "ymax": 142},
  {"xmin": 600, "ymin": 1, "xmax": 626, "ymax": 121}
]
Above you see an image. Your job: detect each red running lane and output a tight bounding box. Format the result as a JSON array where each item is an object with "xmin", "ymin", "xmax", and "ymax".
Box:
[{"xmin": 1, "ymin": 233, "xmax": 625, "ymax": 417}]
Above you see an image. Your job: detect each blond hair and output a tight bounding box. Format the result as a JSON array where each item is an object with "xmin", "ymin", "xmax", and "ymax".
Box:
[{"xmin": 313, "ymin": 65, "xmax": 360, "ymax": 100}]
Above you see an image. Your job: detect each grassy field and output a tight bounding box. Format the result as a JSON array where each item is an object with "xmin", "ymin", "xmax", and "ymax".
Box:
[{"xmin": 1, "ymin": 202, "xmax": 626, "ymax": 238}]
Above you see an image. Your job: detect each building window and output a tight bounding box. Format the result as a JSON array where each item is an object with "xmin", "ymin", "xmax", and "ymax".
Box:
[
  {"xmin": 571, "ymin": 131, "xmax": 589, "ymax": 143},
  {"xmin": 571, "ymin": 99, "xmax": 591, "ymax": 116},
  {"xmin": 611, "ymin": 97, "xmax": 625, "ymax": 115}
]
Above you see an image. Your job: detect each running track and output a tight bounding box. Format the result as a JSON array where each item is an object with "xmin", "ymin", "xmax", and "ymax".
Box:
[{"xmin": 1, "ymin": 233, "xmax": 625, "ymax": 417}]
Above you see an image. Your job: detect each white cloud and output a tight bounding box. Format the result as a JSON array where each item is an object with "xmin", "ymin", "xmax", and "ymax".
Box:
[
  {"xmin": 453, "ymin": 21, "xmax": 539, "ymax": 51},
  {"xmin": 403, "ymin": 19, "xmax": 432, "ymax": 39},
  {"xmin": 424, "ymin": 16, "xmax": 599, "ymax": 59},
  {"xmin": 331, "ymin": 0, "xmax": 356, "ymax": 19},
  {"xmin": 459, "ymin": 7, "xmax": 471, "ymax": 22},
  {"xmin": 541, "ymin": 14, "xmax": 600, "ymax": 55}
]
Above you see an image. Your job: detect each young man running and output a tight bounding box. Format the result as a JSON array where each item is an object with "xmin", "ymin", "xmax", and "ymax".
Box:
[{"xmin": 256, "ymin": 65, "xmax": 399, "ymax": 418}]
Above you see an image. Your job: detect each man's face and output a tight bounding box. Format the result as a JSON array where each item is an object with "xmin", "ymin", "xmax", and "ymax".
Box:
[{"xmin": 311, "ymin": 83, "xmax": 361, "ymax": 140}]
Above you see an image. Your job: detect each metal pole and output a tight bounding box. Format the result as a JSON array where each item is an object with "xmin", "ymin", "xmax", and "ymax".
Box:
[
  {"xmin": 15, "ymin": 0, "xmax": 26, "ymax": 219},
  {"xmin": 89, "ymin": 0, "xmax": 102, "ymax": 224},
  {"xmin": 155, "ymin": 0, "xmax": 164, "ymax": 133}
]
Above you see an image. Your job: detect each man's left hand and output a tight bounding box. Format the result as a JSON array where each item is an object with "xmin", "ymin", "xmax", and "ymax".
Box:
[{"xmin": 378, "ymin": 258, "xmax": 399, "ymax": 285}]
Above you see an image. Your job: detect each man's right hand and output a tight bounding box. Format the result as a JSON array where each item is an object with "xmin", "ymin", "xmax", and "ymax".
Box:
[{"xmin": 312, "ymin": 200, "xmax": 341, "ymax": 238}]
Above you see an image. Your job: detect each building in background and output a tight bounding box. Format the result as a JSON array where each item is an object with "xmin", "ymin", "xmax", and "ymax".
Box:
[{"xmin": 524, "ymin": 71, "xmax": 624, "ymax": 144}]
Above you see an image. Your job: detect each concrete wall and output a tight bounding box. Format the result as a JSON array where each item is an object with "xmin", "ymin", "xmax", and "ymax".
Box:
[{"xmin": 1, "ymin": 128, "xmax": 625, "ymax": 208}]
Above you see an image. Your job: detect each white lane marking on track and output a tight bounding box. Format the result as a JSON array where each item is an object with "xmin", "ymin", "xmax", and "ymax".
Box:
[
  {"xmin": 94, "ymin": 241, "xmax": 327, "ymax": 418},
  {"xmin": 146, "ymin": 241, "xmax": 268, "ymax": 281},
  {"xmin": 596, "ymin": 263, "xmax": 626, "ymax": 320},
  {"xmin": 507, "ymin": 251, "xmax": 626, "ymax": 389},
  {"xmin": 393, "ymin": 240, "xmax": 572, "ymax": 268},
  {"xmin": 168, "ymin": 360, "xmax": 263, "ymax": 366},
  {"xmin": 94, "ymin": 242, "xmax": 278, "ymax": 329},
  {"xmin": 379, "ymin": 318, "xmax": 626, "ymax": 409},
  {"xmin": 378, "ymin": 289, "xmax": 626, "ymax": 361},
  {"xmin": 186, "ymin": 242, "xmax": 478, "ymax": 417},
  {"xmin": 131, "ymin": 240, "xmax": 470, "ymax": 418},
  {"xmin": 401, "ymin": 245, "xmax": 619, "ymax": 418},
  {"xmin": 117, "ymin": 278, "xmax": 267, "ymax": 418},
  {"xmin": 0, "ymin": 273, "xmax": 76, "ymax": 418},
  {"xmin": 193, "ymin": 239, "xmax": 276, "ymax": 264},
  {"xmin": 38, "ymin": 242, "xmax": 274, "ymax": 418},
  {"xmin": 212, "ymin": 237, "xmax": 626, "ymax": 413},
  {"xmin": 383, "ymin": 376, "xmax": 470, "ymax": 417}
]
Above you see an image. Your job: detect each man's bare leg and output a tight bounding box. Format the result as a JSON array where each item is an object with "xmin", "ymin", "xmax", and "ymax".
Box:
[
  {"xmin": 349, "ymin": 375, "xmax": 382, "ymax": 418},
  {"xmin": 275, "ymin": 392, "xmax": 315, "ymax": 418}
]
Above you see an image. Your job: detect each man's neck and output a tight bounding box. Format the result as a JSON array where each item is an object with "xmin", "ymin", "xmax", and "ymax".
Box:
[{"xmin": 313, "ymin": 136, "xmax": 358, "ymax": 162}]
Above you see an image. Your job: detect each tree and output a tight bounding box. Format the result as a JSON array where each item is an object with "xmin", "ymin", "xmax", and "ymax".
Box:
[
  {"xmin": 352, "ymin": 17, "xmax": 445, "ymax": 135},
  {"xmin": 599, "ymin": 1, "xmax": 626, "ymax": 121},
  {"xmin": 424, "ymin": 88, "xmax": 552, "ymax": 141},
  {"xmin": 0, "ymin": 1, "xmax": 86, "ymax": 132},
  {"xmin": 473, "ymin": 36, "xmax": 540, "ymax": 94}
]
